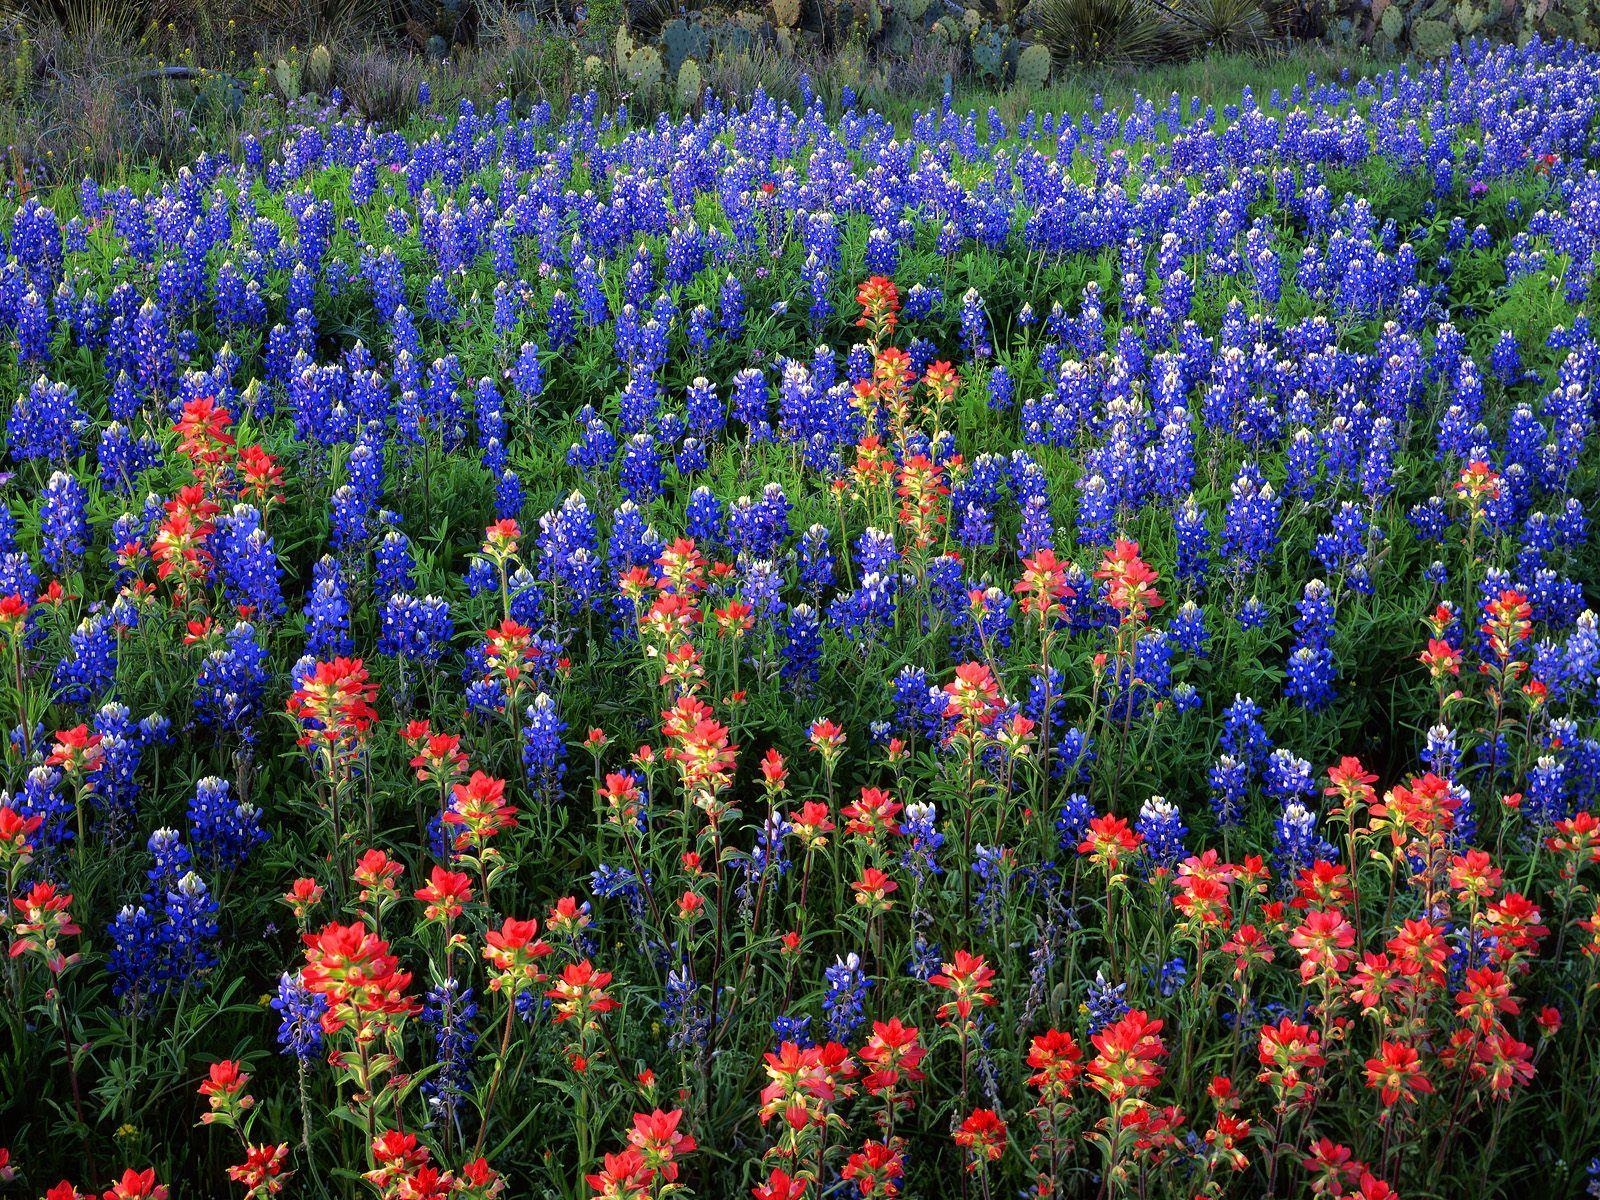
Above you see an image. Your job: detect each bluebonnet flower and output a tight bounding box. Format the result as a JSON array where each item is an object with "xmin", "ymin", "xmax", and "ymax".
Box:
[
  {"xmin": 1264, "ymin": 750, "xmax": 1315, "ymax": 804},
  {"xmin": 379, "ymin": 593, "xmax": 454, "ymax": 665},
  {"xmin": 1286, "ymin": 579, "xmax": 1338, "ymax": 709},
  {"xmin": 1221, "ymin": 463, "xmax": 1280, "ymax": 574},
  {"xmin": 214, "ymin": 505, "xmax": 285, "ymax": 620},
  {"xmin": 780, "ymin": 604, "xmax": 822, "ymax": 689},
  {"xmin": 522, "ymin": 692, "xmax": 568, "ymax": 801},
  {"xmin": 901, "ymin": 802, "xmax": 945, "ymax": 884},
  {"xmin": 972, "ymin": 844, "xmax": 1015, "ymax": 931},
  {"xmin": 1084, "ymin": 971, "xmax": 1130, "ymax": 1034},
  {"xmin": 1237, "ymin": 596, "xmax": 1271, "ymax": 631},
  {"xmin": 661, "ymin": 967, "xmax": 711, "ymax": 1052},
  {"xmin": 1209, "ymin": 755, "xmax": 1249, "ymax": 827},
  {"xmin": 420, "ymin": 980, "xmax": 478, "ymax": 1127},
  {"xmin": 39, "ymin": 471, "xmax": 89, "ymax": 573},
  {"xmin": 303, "ymin": 556, "xmax": 353, "ymax": 659},
  {"xmin": 375, "ymin": 529, "xmax": 416, "ymax": 597},
  {"xmin": 1170, "ymin": 601, "xmax": 1209, "ymax": 656},
  {"xmin": 770, "ymin": 1013, "xmax": 813, "ymax": 1049},
  {"xmin": 822, "ymin": 953, "xmax": 871, "ymax": 1041},
  {"xmin": 1173, "ymin": 496, "xmax": 1211, "ymax": 583},
  {"xmin": 1525, "ymin": 755, "xmax": 1570, "ymax": 830},
  {"xmin": 591, "ymin": 863, "xmax": 648, "ymax": 925},
  {"xmin": 272, "ymin": 979, "xmax": 328, "ymax": 1062},
  {"xmin": 1220, "ymin": 695, "xmax": 1271, "ymax": 772},
  {"xmin": 54, "ymin": 613, "xmax": 119, "ymax": 709},
  {"xmin": 97, "ymin": 424, "xmax": 161, "ymax": 493},
  {"xmin": 960, "ymin": 288, "xmax": 992, "ymax": 359},
  {"xmin": 108, "ymin": 829, "xmax": 221, "ymax": 1001},
  {"xmin": 1135, "ymin": 795, "xmax": 1188, "ymax": 871},
  {"xmin": 187, "ymin": 776, "xmax": 267, "ymax": 871},
  {"xmin": 8, "ymin": 378, "xmax": 87, "ymax": 462},
  {"xmin": 1055, "ymin": 792, "xmax": 1094, "ymax": 853},
  {"xmin": 193, "ymin": 622, "xmax": 270, "ymax": 742},
  {"xmin": 12, "ymin": 765, "xmax": 73, "ymax": 852},
  {"xmin": 1273, "ymin": 802, "xmax": 1338, "ymax": 880}
]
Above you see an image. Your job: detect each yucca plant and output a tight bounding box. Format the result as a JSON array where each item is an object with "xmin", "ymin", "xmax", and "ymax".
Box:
[
  {"xmin": 0, "ymin": 0, "xmax": 152, "ymax": 40},
  {"xmin": 1033, "ymin": 0, "xmax": 1164, "ymax": 66},
  {"xmin": 1167, "ymin": 0, "xmax": 1269, "ymax": 54}
]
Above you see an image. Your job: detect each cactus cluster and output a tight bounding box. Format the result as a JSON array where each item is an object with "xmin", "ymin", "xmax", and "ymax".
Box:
[
  {"xmin": 1333, "ymin": 0, "xmax": 1596, "ymax": 58},
  {"xmin": 610, "ymin": 0, "xmax": 1056, "ymax": 101},
  {"xmin": 269, "ymin": 43, "xmax": 333, "ymax": 103},
  {"xmin": 614, "ymin": 25, "xmax": 665, "ymax": 96}
]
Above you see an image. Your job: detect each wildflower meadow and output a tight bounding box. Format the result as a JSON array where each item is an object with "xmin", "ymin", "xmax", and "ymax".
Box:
[{"xmin": 4, "ymin": 32, "xmax": 1600, "ymax": 1200}]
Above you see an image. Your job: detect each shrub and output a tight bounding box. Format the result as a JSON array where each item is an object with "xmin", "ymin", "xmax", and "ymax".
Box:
[{"xmin": 1033, "ymin": 0, "xmax": 1164, "ymax": 66}]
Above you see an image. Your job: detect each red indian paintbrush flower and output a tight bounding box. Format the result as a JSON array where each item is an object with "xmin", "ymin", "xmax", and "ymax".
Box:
[
  {"xmin": 752, "ymin": 1168, "xmax": 808, "ymax": 1200},
  {"xmin": 584, "ymin": 1147, "xmax": 653, "ymax": 1200},
  {"xmin": 102, "ymin": 1168, "xmax": 169, "ymax": 1200},
  {"xmin": 352, "ymin": 848, "xmax": 404, "ymax": 904},
  {"xmin": 446, "ymin": 772, "xmax": 519, "ymax": 850},
  {"xmin": 1289, "ymin": 908, "xmax": 1357, "ymax": 985},
  {"xmin": 286, "ymin": 657, "xmax": 378, "ymax": 750},
  {"xmin": 227, "ymin": 1143, "xmax": 290, "ymax": 1198},
  {"xmin": 0, "ymin": 805, "xmax": 44, "ymax": 870},
  {"xmin": 842, "ymin": 1139, "xmax": 904, "ymax": 1197},
  {"xmin": 1087, "ymin": 1009, "xmax": 1167, "ymax": 1101},
  {"xmin": 1364, "ymin": 1040, "xmax": 1433, "ymax": 1108},
  {"xmin": 1094, "ymin": 538, "xmax": 1162, "ymax": 621},
  {"xmin": 860, "ymin": 1017, "xmax": 926, "ymax": 1098},
  {"xmin": 1256, "ymin": 1018, "xmax": 1325, "ymax": 1107},
  {"xmin": 300, "ymin": 922, "xmax": 417, "ymax": 1032},
  {"xmin": 196, "ymin": 1060, "xmax": 254, "ymax": 1125},
  {"xmin": 1301, "ymin": 1138, "xmax": 1367, "ymax": 1197},
  {"xmin": 415, "ymin": 866, "xmax": 474, "ymax": 923},
  {"xmin": 9, "ymin": 881, "xmax": 81, "ymax": 974},
  {"xmin": 1078, "ymin": 813, "xmax": 1143, "ymax": 876},
  {"xmin": 852, "ymin": 867, "xmax": 898, "ymax": 914},
  {"xmin": 546, "ymin": 959, "xmax": 618, "ymax": 1025},
  {"xmin": 941, "ymin": 662, "xmax": 1003, "ymax": 729},
  {"xmin": 929, "ymin": 950, "xmax": 997, "ymax": 1022},
  {"xmin": 482, "ymin": 917, "xmax": 553, "ymax": 994},
  {"xmin": 953, "ymin": 1109, "xmax": 1007, "ymax": 1167},
  {"xmin": 1014, "ymin": 548, "xmax": 1075, "ymax": 620},
  {"xmin": 1026, "ymin": 1028, "xmax": 1083, "ymax": 1098},
  {"xmin": 759, "ymin": 1041, "xmax": 858, "ymax": 1126},
  {"xmin": 855, "ymin": 275, "xmax": 900, "ymax": 339},
  {"xmin": 626, "ymin": 1109, "xmax": 695, "ymax": 1182},
  {"xmin": 842, "ymin": 786, "xmax": 902, "ymax": 844}
]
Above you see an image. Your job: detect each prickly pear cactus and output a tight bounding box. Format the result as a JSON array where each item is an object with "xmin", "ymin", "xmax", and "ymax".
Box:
[
  {"xmin": 772, "ymin": 0, "xmax": 801, "ymax": 29},
  {"xmin": 625, "ymin": 44, "xmax": 664, "ymax": 95},
  {"xmin": 659, "ymin": 18, "xmax": 711, "ymax": 77},
  {"xmin": 899, "ymin": 0, "xmax": 932, "ymax": 19},
  {"xmin": 711, "ymin": 22, "xmax": 757, "ymax": 55},
  {"xmin": 305, "ymin": 44, "xmax": 333, "ymax": 94},
  {"xmin": 1378, "ymin": 2, "xmax": 1404, "ymax": 39},
  {"xmin": 676, "ymin": 57, "xmax": 702, "ymax": 108},
  {"xmin": 1452, "ymin": 0, "xmax": 1485, "ymax": 32},
  {"xmin": 271, "ymin": 55, "xmax": 303, "ymax": 103},
  {"xmin": 1410, "ymin": 16, "xmax": 1454, "ymax": 54},
  {"xmin": 1013, "ymin": 41, "xmax": 1051, "ymax": 90},
  {"xmin": 882, "ymin": 12, "xmax": 915, "ymax": 54},
  {"xmin": 971, "ymin": 26, "xmax": 1008, "ymax": 84}
]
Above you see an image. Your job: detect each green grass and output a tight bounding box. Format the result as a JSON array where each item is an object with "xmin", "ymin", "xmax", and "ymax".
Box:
[{"xmin": 867, "ymin": 46, "xmax": 1404, "ymax": 129}]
